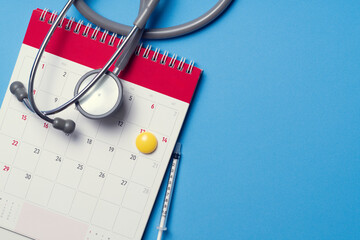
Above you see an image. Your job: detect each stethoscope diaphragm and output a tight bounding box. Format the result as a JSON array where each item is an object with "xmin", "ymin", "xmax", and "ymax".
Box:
[{"xmin": 74, "ymin": 69, "xmax": 123, "ymax": 119}]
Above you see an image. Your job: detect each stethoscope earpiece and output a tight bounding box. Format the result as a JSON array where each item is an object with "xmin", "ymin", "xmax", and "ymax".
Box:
[
  {"xmin": 53, "ymin": 118, "xmax": 76, "ymax": 134},
  {"xmin": 10, "ymin": 81, "xmax": 28, "ymax": 102}
]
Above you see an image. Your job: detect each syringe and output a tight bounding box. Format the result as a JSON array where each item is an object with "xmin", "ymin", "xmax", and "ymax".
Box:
[{"xmin": 157, "ymin": 143, "xmax": 181, "ymax": 240}]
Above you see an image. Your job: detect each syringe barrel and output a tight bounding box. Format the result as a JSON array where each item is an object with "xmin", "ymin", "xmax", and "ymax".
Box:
[{"xmin": 158, "ymin": 143, "xmax": 181, "ymax": 230}]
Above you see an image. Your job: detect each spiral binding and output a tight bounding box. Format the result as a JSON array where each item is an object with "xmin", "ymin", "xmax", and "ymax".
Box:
[
  {"xmin": 73, "ymin": 20, "xmax": 83, "ymax": 34},
  {"xmin": 91, "ymin": 26, "xmax": 101, "ymax": 40},
  {"xmin": 39, "ymin": 9, "xmax": 196, "ymax": 74},
  {"xmin": 48, "ymin": 11, "xmax": 58, "ymax": 24},
  {"xmin": 143, "ymin": 45, "xmax": 152, "ymax": 59},
  {"xmin": 152, "ymin": 48, "xmax": 160, "ymax": 62},
  {"xmin": 82, "ymin": 23, "xmax": 92, "ymax": 37},
  {"xmin": 160, "ymin": 51, "xmax": 169, "ymax": 65},
  {"xmin": 59, "ymin": 14, "xmax": 66, "ymax": 28},
  {"xmin": 100, "ymin": 30, "xmax": 109, "ymax": 43},
  {"xmin": 108, "ymin": 33, "xmax": 117, "ymax": 46},
  {"xmin": 117, "ymin": 36, "xmax": 125, "ymax": 48},
  {"xmin": 135, "ymin": 43, "xmax": 143, "ymax": 56},
  {"xmin": 65, "ymin": 17, "xmax": 75, "ymax": 30},
  {"xmin": 39, "ymin": 8, "xmax": 49, "ymax": 21}
]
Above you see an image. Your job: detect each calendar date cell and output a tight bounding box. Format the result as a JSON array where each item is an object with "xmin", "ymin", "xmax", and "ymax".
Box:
[
  {"xmin": 22, "ymin": 115, "xmax": 49, "ymax": 147},
  {"xmin": 0, "ymin": 134, "xmax": 18, "ymax": 164},
  {"xmin": 1, "ymin": 108, "xmax": 27, "ymax": 139},
  {"xmin": 91, "ymin": 200, "xmax": 119, "ymax": 230},
  {"xmin": 48, "ymin": 184, "xmax": 76, "ymax": 214},
  {"xmin": 66, "ymin": 134, "xmax": 93, "ymax": 163},
  {"xmin": 70, "ymin": 192, "xmax": 97, "ymax": 222},
  {"xmin": 87, "ymin": 140, "xmax": 115, "ymax": 170},
  {"xmin": 5, "ymin": 168, "xmax": 32, "ymax": 198},
  {"xmin": 110, "ymin": 148, "xmax": 137, "ymax": 179},
  {"xmin": 13, "ymin": 142, "xmax": 41, "ymax": 172},
  {"xmin": 78, "ymin": 167, "xmax": 106, "ymax": 197},
  {"xmin": 122, "ymin": 182, "xmax": 150, "ymax": 213},
  {"xmin": 131, "ymin": 157, "xmax": 160, "ymax": 187},
  {"xmin": 113, "ymin": 208, "xmax": 141, "ymax": 238},
  {"xmin": 26, "ymin": 176, "xmax": 53, "ymax": 206},
  {"xmin": 35, "ymin": 151, "xmax": 62, "ymax": 181},
  {"xmin": 56, "ymin": 159, "xmax": 83, "ymax": 189},
  {"xmin": 96, "ymin": 117, "xmax": 124, "ymax": 146},
  {"xmin": 100, "ymin": 174, "xmax": 128, "ymax": 204},
  {"xmin": 39, "ymin": 64, "xmax": 68, "ymax": 96}
]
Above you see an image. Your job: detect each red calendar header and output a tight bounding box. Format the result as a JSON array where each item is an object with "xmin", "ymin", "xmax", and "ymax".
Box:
[{"xmin": 23, "ymin": 9, "xmax": 202, "ymax": 104}]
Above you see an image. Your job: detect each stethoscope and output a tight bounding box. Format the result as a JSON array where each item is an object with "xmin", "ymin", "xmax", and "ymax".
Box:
[{"xmin": 10, "ymin": 0, "xmax": 233, "ymax": 134}]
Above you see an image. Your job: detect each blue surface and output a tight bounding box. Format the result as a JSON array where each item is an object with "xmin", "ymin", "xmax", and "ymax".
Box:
[{"xmin": 1, "ymin": 1, "xmax": 360, "ymax": 239}]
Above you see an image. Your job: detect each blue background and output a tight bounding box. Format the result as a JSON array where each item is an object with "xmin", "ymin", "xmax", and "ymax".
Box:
[{"xmin": 1, "ymin": 0, "xmax": 359, "ymax": 239}]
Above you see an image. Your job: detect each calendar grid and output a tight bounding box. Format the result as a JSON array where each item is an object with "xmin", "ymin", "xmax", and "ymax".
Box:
[
  {"xmin": 0, "ymin": 11, "xmax": 200, "ymax": 237},
  {"xmin": 0, "ymin": 98, "xmax": 173, "ymax": 212}
]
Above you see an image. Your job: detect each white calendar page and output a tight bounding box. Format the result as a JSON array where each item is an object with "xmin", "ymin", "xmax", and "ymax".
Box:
[{"xmin": 0, "ymin": 9, "xmax": 202, "ymax": 240}]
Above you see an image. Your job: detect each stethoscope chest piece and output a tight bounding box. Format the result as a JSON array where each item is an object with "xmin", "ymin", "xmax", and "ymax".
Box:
[{"xmin": 74, "ymin": 69, "xmax": 123, "ymax": 119}]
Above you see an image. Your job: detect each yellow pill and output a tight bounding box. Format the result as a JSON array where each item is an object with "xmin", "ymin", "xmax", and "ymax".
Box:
[{"xmin": 136, "ymin": 132, "xmax": 158, "ymax": 154}]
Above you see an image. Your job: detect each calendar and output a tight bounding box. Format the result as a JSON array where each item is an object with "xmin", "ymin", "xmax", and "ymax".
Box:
[{"xmin": 0, "ymin": 9, "xmax": 201, "ymax": 240}]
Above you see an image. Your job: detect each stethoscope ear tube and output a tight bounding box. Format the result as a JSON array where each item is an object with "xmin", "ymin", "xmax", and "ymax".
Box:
[
  {"xmin": 74, "ymin": 0, "xmax": 234, "ymax": 39},
  {"xmin": 27, "ymin": 0, "xmax": 76, "ymax": 126},
  {"xmin": 133, "ymin": 0, "xmax": 160, "ymax": 29}
]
